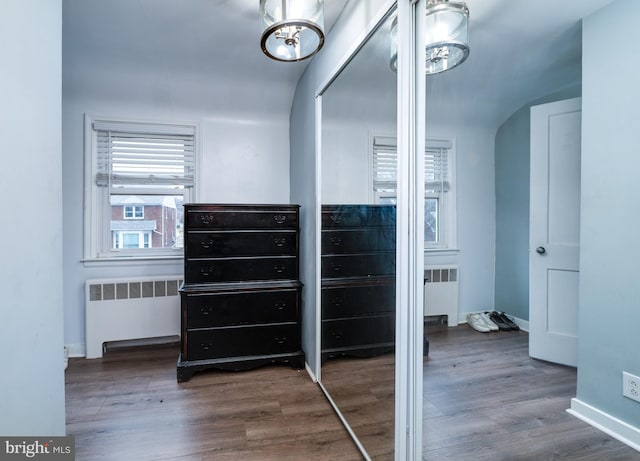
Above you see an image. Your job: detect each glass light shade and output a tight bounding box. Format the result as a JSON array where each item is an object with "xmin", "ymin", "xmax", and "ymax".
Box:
[
  {"xmin": 389, "ymin": 17, "xmax": 398, "ymax": 72},
  {"xmin": 260, "ymin": 0, "xmax": 325, "ymax": 62},
  {"xmin": 424, "ymin": 1, "xmax": 469, "ymax": 74},
  {"xmin": 389, "ymin": 2, "xmax": 469, "ymax": 74}
]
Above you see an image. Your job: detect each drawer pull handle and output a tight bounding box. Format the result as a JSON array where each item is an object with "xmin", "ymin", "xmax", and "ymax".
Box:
[
  {"xmin": 273, "ymin": 237, "xmax": 287, "ymax": 247},
  {"xmin": 332, "ymin": 297, "xmax": 344, "ymax": 307},
  {"xmin": 200, "ymin": 267, "xmax": 213, "ymax": 277},
  {"xmin": 275, "ymin": 336, "xmax": 288, "ymax": 344},
  {"xmin": 329, "ymin": 236, "xmax": 342, "ymax": 247},
  {"xmin": 199, "ymin": 215, "xmax": 215, "ymax": 225},
  {"xmin": 332, "ymin": 332, "xmax": 342, "ymax": 340},
  {"xmin": 329, "ymin": 214, "xmax": 341, "ymax": 224},
  {"xmin": 330, "ymin": 262, "xmax": 342, "ymax": 273},
  {"xmin": 200, "ymin": 239, "xmax": 215, "ymax": 249},
  {"xmin": 273, "ymin": 264, "xmax": 286, "ymax": 273},
  {"xmin": 273, "ymin": 214, "xmax": 287, "ymax": 224},
  {"xmin": 200, "ymin": 343, "xmax": 214, "ymax": 351},
  {"xmin": 200, "ymin": 307, "xmax": 214, "ymax": 315},
  {"xmin": 275, "ymin": 302, "xmax": 287, "ymax": 310}
]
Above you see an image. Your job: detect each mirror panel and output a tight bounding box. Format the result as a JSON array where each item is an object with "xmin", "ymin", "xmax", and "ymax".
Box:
[{"xmin": 319, "ymin": 10, "xmax": 397, "ymax": 460}]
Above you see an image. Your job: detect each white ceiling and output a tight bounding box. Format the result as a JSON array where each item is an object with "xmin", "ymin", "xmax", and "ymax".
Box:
[
  {"xmin": 63, "ymin": 0, "xmax": 348, "ymax": 118},
  {"xmin": 429, "ymin": 0, "xmax": 616, "ymax": 127},
  {"xmin": 63, "ymin": 0, "xmax": 615, "ymax": 127}
]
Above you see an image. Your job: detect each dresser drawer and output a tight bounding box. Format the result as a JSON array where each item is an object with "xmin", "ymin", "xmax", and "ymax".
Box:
[
  {"xmin": 183, "ymin": 288, "xmax": 299, "ymax": 328},
  {"xmin": 321, "ymin": 205, "xmax": 395, "ymax": 229},
  {"xmin": 321, "ymin": 228, "xmax": 395, "ymax": 254},
  {"xmin": 185, "ymin": 256, "xmax": 298, "ymax": 284},
  {"xmin": 321, "ymin": 253, "xmax": 395, "ymax": 279},
  {"xmin": 322, "ymin": 316, "xmax": 395, "ymax": 350},
  {"xmin": 186, "ymin": 230, "xmax": 297, "ymax": 258},
  {"xmin": 185, "ymin": 323, "xmax": 300, "ymax": 361},
  {"xmin": 186, "ymin": 207, "xmax": 298, "ymax": 230},
  {"xmin": 322, "ymin": 281, "xmax": 394, "ymax": 319}
]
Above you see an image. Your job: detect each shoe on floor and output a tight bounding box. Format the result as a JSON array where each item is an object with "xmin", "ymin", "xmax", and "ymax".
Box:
[
  {"xmin": 489, "ymin": 311, "xmax": 513, "ymax": 331},
  {"xmin": 467, "ymin": 313, "xmax": 490, "ymax": 333},
  {"xmin": 479, "ymin": 312, "xmax": 499, "ymax": 331},
  {"xmin": 498, "ymin": 312, "xmax": 520, "ymax": 331}
]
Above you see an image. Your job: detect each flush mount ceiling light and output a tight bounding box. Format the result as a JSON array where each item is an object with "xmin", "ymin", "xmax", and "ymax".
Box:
[
  {"xmin": 260, "ymin": 0, "xmax": 325, "ymax": 62},
  {"xmin": 390, "ymin": 0, "xmax": 470, "ymax": 74}
]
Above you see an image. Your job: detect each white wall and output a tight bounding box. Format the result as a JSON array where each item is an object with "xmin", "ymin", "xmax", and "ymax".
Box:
[
  {"xmin": 62, "ymin": 91, "xmax": 290, "ymax": 355},
  {"xmin": 422, "ymin": 122, "xmax": 496, "ymax": 315},
  {"xmin": 322, "ymin": 119, "xmax": 393, "ymax": 205},
  {"xmin": 0, "ymin": 0, "xmax": 66, "ymax": 435}
]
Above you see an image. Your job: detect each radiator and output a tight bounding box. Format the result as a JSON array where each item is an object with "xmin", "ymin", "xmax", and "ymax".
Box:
[
  {"xmin": 85, "ymin": 275, "xmax": 182, "ymax": 359},
  {"xmin": 424, "ymin": 265, "xmax": 459, "ymax": 327}
]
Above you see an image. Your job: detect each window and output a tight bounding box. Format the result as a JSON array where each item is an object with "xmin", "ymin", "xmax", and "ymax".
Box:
[
  {"xmin": 372, "ymin": 136, "xmax": 456, "ymax": 250},
  {"xmin": 123, "ymin": 205, "xmax": 144, "ymax": 219},
  {"xmin": 113, "ymin": 231, "xmax": 152, "ymax": 249},
  {"xmin": 85, "ymin": 116, "xmax": 197, "ymax": 259}
]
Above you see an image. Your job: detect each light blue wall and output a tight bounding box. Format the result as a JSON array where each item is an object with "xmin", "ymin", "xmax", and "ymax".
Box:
[
  {"xmin": 577, "ymin": 0, "xmax": 640, "ymax": 429},
  {"xmin": 0, "ymin": 0, "xmax": 66, "ymax": 435},
  {"xmin": 494, "ymin": 85, "xmax": 581, "ymax": 321}
]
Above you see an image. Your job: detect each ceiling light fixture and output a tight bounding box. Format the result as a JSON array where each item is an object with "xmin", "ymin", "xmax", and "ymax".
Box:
[
  {"xmin": 390, "ymin": 0, "xmax": 470, "ymax": 74},
  {"xmin": 424, "ymin": 0, "xmax": 469, "ymax": 74},
  {"xmin": 260, "ymin": 0, "xmax": 325, "ymax": 62}
]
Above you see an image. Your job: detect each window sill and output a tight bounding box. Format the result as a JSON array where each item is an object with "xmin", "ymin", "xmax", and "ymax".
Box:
[
  {"xmin": 424, "ymin": 248, "xmax": 459, "ymax": 257},
  {"xmin": 82, "ymin": 255, "xmax": 183, "ymax": 268}
]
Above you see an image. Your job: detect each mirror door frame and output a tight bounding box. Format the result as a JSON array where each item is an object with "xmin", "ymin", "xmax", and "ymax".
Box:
[{"xmin": 313, "ymin": 1, "xmax": 426, "ymax": 459}]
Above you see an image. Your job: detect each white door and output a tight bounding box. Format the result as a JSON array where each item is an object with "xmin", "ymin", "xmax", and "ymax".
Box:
[{"xmin": 529, "ymin": 97, "xmax": 581, "ymax": 367}]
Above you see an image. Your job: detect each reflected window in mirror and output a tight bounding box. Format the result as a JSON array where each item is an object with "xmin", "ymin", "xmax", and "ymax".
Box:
[{"xmin": 372, "ymin": 136, "xmax": 457, "ymax": 250}]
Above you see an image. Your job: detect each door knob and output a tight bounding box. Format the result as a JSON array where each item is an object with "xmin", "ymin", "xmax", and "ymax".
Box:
[{"xmin": 536, "ymin": 246, "xmax": 546, "ymax": 255}]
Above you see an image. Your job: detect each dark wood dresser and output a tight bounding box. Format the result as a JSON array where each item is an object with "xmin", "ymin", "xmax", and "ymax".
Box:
[
  {"xmin": 177, "ymin": 204, "xmax": 304, "ymax": 382},
  {"xmin": 320, "ymin": 204, "xmax": 396, "ymax": 362}
]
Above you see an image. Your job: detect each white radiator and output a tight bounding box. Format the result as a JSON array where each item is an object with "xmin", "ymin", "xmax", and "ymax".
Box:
[
  {"xmin": 85, "ymin": 275, "xmax": 182, "ymax": 359},
  {"xmin": 424, "ymin": 265, "xmax": 459, "ymax": 327}
]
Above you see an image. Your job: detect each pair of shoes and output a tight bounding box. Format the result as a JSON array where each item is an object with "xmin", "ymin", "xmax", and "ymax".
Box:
[
  {"xmin": 467, "ymin": 313, "xmax": 495, "ymax": 333},
  {"xmin": 488, "ymin": 311, "xmax": 520, "ymax": 331}
]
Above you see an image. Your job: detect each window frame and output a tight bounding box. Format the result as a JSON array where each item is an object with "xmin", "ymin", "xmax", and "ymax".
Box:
[
  {"xmin": 84, "ymin": 114, "xmax": 200, "ymax": 262},
  {"xmin": 123, "ymin": 205, "xmax": 144, "ymax": 220},
  {"xmin": 371, "ymin": 134, "xmax": 457, "ymax": 252}
]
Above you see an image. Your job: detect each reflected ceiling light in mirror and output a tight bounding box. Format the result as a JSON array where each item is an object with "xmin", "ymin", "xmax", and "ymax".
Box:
[
  {"xmin": 425, "ymin": 0, "xmax": 469, "ymax": 73},
  {"xmin": 389, "ymin": 17, "xmax": 398, "ymax": 73},
  {"xmin": 260, "ymin": 0, "xmax": 325, "ymax": 62},
  {"xmin": 389, "ymin": 0, "xmax": 469, "ymax": 74}
]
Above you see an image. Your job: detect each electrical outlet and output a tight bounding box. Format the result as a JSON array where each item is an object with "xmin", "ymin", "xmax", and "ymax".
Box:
[{"xmin": 623, "ymin": 371, "xmax": 640, "ymax": 403}]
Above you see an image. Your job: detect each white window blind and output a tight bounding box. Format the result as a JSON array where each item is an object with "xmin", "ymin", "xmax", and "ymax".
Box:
[
  {"xmin": 373, "ymin": 137, "xmax": 451, "ymax": 193},
  {"xmin": 94, "ymin": 122, "xmax": 195, "ymax": 189}
]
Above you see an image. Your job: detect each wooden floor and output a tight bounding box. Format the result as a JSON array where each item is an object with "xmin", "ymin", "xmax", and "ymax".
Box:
[
  {"xmin": 66, "ymin": 326, "xmax": 640, "ymax": 460},
  {"xmin": 321, "ymin": 353, "xmax": 395, "ymax": 460},
  {"xmin": 65, "ymin": 345, "xmax": 362, "ymax": 461},
  {"xmin": 422, "ymin": 324, "xmax": 640, "ymax": 461}
]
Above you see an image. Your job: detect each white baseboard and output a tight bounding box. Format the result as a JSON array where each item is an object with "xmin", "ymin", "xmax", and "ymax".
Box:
[
  {"xmin": 65, "ymin": 343, "xmax": 86, "ymax": 358},
  {"xmin": 568, "ymin": 398, "xmax": 640, "ymax": 452},
  {"xmin": 509, "ymin": 315, "xmax": 529, "ymax": 332}
]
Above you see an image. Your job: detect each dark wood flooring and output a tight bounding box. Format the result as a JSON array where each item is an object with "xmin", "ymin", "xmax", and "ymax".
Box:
[
  {"xmin": 65, "ymin": 345, "xmax": 362, "ymax": 460},
  {"xmin": 65, "ymin": 326, "xmax": 640, "ymax": 460},
  {"xmin": 321, "ymin": 353, "xmax": 395, "ymax": 460},
  {"xmin": 422, "ymin": 324, "xmax": 640, "ymax": 461}
]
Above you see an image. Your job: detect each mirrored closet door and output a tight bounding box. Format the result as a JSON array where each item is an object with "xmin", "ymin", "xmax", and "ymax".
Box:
[{"xmin": 317, "ymin": 7, "xmax": 398, "ymax": 461}]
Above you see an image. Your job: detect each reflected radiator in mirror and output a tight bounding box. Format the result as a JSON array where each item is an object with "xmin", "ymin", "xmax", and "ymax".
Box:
[{"xmin": 424, "ymin": 266, "xmax": 459, "ymax": 327}]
